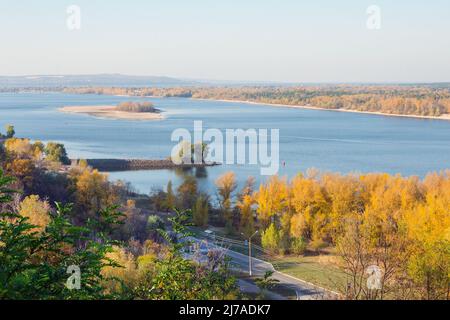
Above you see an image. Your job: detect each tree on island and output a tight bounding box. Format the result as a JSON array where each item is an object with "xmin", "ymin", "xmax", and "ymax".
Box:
[
  {"xmin": 175, "ymin": 141, "xmax": 209, "ymax": 164},
  {"xmin": 116, "ymin": 101, "xmax": 157, "ymax": 113}
]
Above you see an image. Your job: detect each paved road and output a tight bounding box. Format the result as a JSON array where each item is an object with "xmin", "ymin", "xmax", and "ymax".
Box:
[{"xmin": 187, "ymin": 237, "xmax": 337, "ymax": 300}]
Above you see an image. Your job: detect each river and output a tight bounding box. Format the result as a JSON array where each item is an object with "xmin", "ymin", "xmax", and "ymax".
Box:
[{"xmin": 1, "ymin": 92, "xmax": 449, "ymax": 194}]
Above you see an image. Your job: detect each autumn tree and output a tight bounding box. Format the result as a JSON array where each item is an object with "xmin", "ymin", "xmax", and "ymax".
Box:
[
  {"xmin": 4, "ymin": 138, "xmax": 33, "ymax": 158},
  {"xmin": 215, "ymin": 172, "xmax": 237, "ymax": 232},
  {"xmin": 101, "ymin": 246, "xmax": 139, "ymax": 296},
  {"xmin": 18, "ymin": 195, "xmax": 51, "ymax": 232},
  {"xmin": 254, "ymin": 176, "xmax": 289, "ymax": 229},
  {"xmin": 177, "ymin": 175, "xmax": 198, "ymax": 210},
  {"xmin": 6, "ymin": 159, "xmax": 35, "ymax": 189},
  {"xmin": 74, "ymin": 168, "xmax": 118, "ymax": 221},
  {"xmin": 238, "ymin": 176, "xmax": 255, "ymax": 201},
  {"xmin": 237, "ymin": 194, "xmax": 255, "ymax": 238}
]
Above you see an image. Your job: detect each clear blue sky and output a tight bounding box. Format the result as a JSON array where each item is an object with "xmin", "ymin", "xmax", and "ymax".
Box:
[{"xmin": 0, "ymin": 0, "xmax": 449, "ymax": 82}]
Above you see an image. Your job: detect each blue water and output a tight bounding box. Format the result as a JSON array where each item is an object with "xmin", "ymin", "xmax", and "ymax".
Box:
[{"xmin": 1, "ymin": 92, "xmax": 449, "ymax": 194}]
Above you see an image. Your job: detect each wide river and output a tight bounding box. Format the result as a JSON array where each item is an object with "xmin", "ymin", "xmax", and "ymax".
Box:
[{"xmin": 1, "ymin": 92, "xmax": 450, "ymax": 194}]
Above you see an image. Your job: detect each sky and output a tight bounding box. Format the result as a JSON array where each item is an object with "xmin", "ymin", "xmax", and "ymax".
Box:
[{"xmin": 0, "ymin": 0, "xmax": 449, "ymax": 83}]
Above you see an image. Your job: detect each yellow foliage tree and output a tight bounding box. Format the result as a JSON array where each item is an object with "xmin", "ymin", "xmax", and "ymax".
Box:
[
  {"xmin": 75, "ymin": 168, "xmax": 117, "ymax": 216},
  {"xmin": 254, "ymin": 176, "xmax": 289, "ymax": 228},
  {"xmin": 215, "ymin": 172, "xmax": 237, "ymax": 231},
  {"xmin": 18, "ymin": 195, "xmax": 51, "ymax": 232}
]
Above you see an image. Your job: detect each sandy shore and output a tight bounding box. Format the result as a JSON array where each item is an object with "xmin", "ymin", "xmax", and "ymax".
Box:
[
  {"xmin": 78, "ymin": 94, "xmax": 450, "ymax": 122},
  {"xmin": 191, "ymin": 98, "xmax": 450, "ymax": 121},
  {"xmin": 59, "ymin": 105, "xmax": 163, "ymax": 120}
]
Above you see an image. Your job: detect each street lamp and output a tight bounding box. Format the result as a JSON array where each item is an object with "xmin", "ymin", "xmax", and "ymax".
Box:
[{"xmin": 242, "ymin": 231, "xmax": 259, "ymax": 277}]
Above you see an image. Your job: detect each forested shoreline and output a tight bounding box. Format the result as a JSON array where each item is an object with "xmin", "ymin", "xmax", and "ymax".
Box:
[{"xmin": 60, "ymin": 85, "xmax": 450, "ymax": 118}]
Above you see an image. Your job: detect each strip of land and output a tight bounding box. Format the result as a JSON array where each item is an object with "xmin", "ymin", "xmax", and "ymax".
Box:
[
  {"xmin": 193, "ymin": 98, "xmax": 450, "ymax": 121},
  {"xmin": 61, "ymin": 86, "xmax": 450, "ymax": 121},
  {"xmin": 59, "ymin": 105, "xmax": 163, "ymax": 120},
  {"xmin": 75, "ymin": 159, "xmax": 220, "ymax": 172}
]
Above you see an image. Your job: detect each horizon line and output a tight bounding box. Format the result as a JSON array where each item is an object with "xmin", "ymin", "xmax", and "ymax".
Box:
[{"xmin": 0, "ymin": 73, "xmax": 449, "ymax": 86}]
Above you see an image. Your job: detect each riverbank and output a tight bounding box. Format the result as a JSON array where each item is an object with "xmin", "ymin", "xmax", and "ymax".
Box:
[
  {"xmin": 57, "ymin": 91, "xmax": 450, "ymax": 121},
  {"xmin": 78, "ymin": 158, "xmax": 220, "ymax": 172},
  {"xmin": 191, "ymin": 98, "xmax": 450, "ymax": 121},
  {"xmin": 59, "ymin": 105, "xmax": 163, "ymax": 120}
]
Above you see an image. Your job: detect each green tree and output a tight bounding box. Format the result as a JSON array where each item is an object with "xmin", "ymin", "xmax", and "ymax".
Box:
[
  {"xmin": 165, "ymin": 180, "xmax": 175, "ymax": 212},
  {"xmin": 5, "ymin": 124, "xmax": 15, "ymax": 138},
  {"xmin": 44, "ymin": 142, "xmax": 70, "ymax": 165},
  {"xmin": 290, "ymin": 236, "xmax": 308, "ymax": 255},
  {"xmin": 193, "ymin": 195, "xmax": 209, "ymax": 227},
  {"xmin": 261, "ymin": 223, "xmax": 280, "ymax": 254}
]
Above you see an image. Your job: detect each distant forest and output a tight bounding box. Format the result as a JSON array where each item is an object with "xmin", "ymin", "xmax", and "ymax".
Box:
[{"xmin": 60, "ymin": 85, "xmax": 450, "ymax": 117}]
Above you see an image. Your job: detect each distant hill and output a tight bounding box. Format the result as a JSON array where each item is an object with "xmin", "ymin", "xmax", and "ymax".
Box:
[{"xmin": 0, "ymin": 74, "xmax": 192, "ymax": 88}]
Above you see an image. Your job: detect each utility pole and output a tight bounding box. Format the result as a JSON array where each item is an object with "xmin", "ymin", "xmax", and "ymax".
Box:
[{"xmin": 243, "ymin": 231, "xmax": 259, "ymax": 277}]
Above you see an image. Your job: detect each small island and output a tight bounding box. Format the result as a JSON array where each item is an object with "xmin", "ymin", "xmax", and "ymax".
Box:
[{"xmin": 59, "ymin": 101, "xmax": 163, "ymax": 120}]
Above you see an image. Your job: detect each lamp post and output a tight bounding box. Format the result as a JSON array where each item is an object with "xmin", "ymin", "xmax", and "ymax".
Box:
[{"xmin": 242, "ymin": 231, "xmax": 259, "ymax": 277}]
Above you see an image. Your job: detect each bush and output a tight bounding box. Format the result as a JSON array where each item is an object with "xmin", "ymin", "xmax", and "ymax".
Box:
[{"xmin": 290, "ymin": 237, "xmax": 308, "ymax": 255}]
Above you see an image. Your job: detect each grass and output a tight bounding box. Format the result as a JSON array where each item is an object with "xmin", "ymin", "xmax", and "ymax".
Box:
[{"xmin": 270, "ymin": 254, "xmax": 347, "ymax": 293}]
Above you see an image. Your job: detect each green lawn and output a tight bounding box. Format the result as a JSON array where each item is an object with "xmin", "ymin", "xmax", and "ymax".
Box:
[{"xmin": 270, "ymin": 255, "xmax": 347, "ymax": 293}]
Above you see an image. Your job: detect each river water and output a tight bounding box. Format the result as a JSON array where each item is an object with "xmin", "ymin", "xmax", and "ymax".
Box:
[{"xmin": 1, "ymin": 92, "xmax": 449, "ymax": 194}]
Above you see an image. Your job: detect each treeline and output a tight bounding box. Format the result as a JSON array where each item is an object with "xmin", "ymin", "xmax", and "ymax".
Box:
[
  {"xmin": 116, "ymin": 101, "xmax": 158, "ymax": 113},
  {"xmin": 0, "ymin": 128, "xmax": 239, "ymax": 300},
  {"xmin": 63, "ymin": 85, "xmax": 450, "ymax": 117},
  {"xmin": 153, "ymin": 170, "xmax": 449, "ymax": 300}
]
